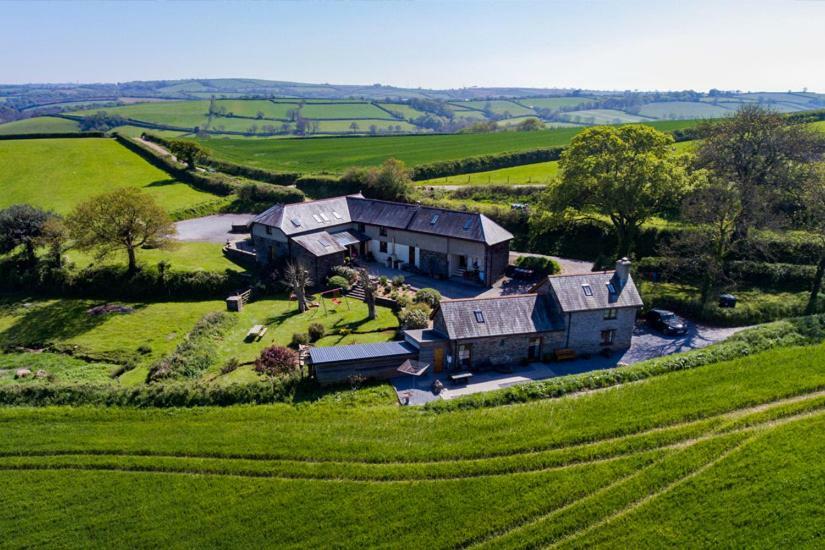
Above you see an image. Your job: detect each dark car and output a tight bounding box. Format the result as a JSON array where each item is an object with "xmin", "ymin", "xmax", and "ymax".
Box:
[{"xmin": 646, "ymin": 309, "xmax": 688, "ymax": 335}]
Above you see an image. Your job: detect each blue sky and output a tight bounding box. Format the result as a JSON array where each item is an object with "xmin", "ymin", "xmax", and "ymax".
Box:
[{"xmin": 2, "ymin": 0, "xmax": 823, "ymax": 92}]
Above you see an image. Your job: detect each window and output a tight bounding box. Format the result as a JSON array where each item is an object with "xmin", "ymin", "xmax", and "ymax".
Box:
[
  {"xmin": 582, "ymin": 284, "xmax": 593, "ymax": 296},
  {"xmin": 430, "ymin": 214, "xmax": 439, "ymax": 225},
  {"xmin": 379, "ymin": 226, "xmax": 387, "ymax": 237},
  {"xmin": 312, "ymin": 214, "xmax": 323, "ymax": 223},
  {"xmin": 320, "ymin": 212, "xmax": 330, "ymax": 222},
  {"xmin": 332, "ymin": 211, "xmax": 342, "ymax": 219},
  {"xmin": 528, "ymin": 337, "xmax": 541, "ymax": 360},
  {"xmin": 458, "ymin": 344, "xmax": 472, "ymax": 368},
  {"xmin": 319, "ymin": 239, "xmax": 330, "ymax": 249},
  {"xmin": 463, "ymin": 218, "xmax": 473, "ymax": 230},
  {"xmin": 265, "ymin": 226, "xmax": 272, "ymax": 235},
  {"xmin": 600, "ymin": 329, "xmax": 616, "ymax": 346},
  {"xmin": 357, "ymin": 223, "xmax": 366, "ymax": 232},
  {"xmin": 379, "ymin": 241, "xmax": 388, "ymax": 253},
  {"xmin": 604, "ymin": 308, "xmax": 618, "ymax": 320},
  {"xmin": 290, "ymin": 218, "xmax": 302, "ymax": 228},
  {"xmin": 473, "ymin": 310, "xmax": 485, "ymax": 323}
]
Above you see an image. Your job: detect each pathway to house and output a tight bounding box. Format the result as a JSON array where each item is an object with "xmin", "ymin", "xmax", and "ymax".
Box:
[
  {"xmin": 391, "ymin": 321, "xmax": 746, "ymax": 405},
  {"xmin": 173, "ymin": 214, "xmax": 253, "ymax": 243}
]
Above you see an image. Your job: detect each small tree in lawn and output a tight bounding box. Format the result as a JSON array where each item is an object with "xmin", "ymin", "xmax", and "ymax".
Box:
[
  {"xmin": 0, "ymin": 204, "xmax": 51, "ymax": 264},
  {"xmin": 358, "ymin": 268, "xmax": 377, "ymax": 320},
  {"xmin": 254, "ymin": 345, "xmax": 299, "ymax": 377},
  {"xmin": 67, "ymin": 188, "xmax": 175, "ymax": 275},
  {"xmin": 283, "ymin": 261, "xmax": 312, "ymax": 312},
  {"xmin": 167, "ymin": 140, "xmax": 208, "ymax": 170}
]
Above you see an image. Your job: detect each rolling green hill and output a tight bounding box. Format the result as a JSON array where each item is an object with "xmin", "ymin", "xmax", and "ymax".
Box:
[
  {"xmin": 0, "ymin": 116, "xmax": 81, "ymax": 135},
  {"xmin": 0, "ymin": 339, "xmax": 823, "ymax": 547},
  {"xmin": 0, "ymin": 137, "xmax": 221, "ymax": 215}
]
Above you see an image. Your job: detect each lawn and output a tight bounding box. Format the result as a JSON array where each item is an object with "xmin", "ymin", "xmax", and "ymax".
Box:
[
  {"xmin": 0, "ymin": 341, "xmax": 823, "ymax": 547},
  {"xmin": 65, "ymin": 242, "xmax": 246, "ymax": 273},
  {"xmin": 0, "ymin": 137, "xmax": 221, "ymax": 215},
  {"xmin": 0, "ymin": 116, "xmax": 81, "ymax": 135}
]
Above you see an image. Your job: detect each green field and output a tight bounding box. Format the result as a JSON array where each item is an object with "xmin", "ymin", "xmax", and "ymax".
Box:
[
  {"xmin": 300, "ymin": 102, "xmax": 394, "ymax": 119},
  {"xmin": 65, "ymin": 242, "xmax": 244, "ymax": 273},
  {"xmin": 195, "ymin": 127, "xmax": 585, "ymax": 173},
  {"xmin": 520, "ymin": 97, "xmax": 593, "ymax": 110},
  {"xmin": 0, "ymin": 138, "xmax": 219, "ymax": 215},
  {"xmin": 0, "ymin": 116, "xmax": 81, "ymax": 135},
  {"xmin": 114, "ymin": 125, "xmax": 191, "ymax": 139},
  {"xmin": 376, "ymin": 103, "xmax": 430, "ymax": 119},
  {"xmin": 74, "ymin": 101, "xmax": 211, "ymax": 129},
  {"xmin": 0, "ymin": 340, "xmax": 823, "ymax": 547},
  {"xmin": 561, "ymin": 108, "xmax": 653, "ymax": 124},
  {"xmin": 638, "ymin": 101, "xmax": 735, "ymax": 119},
  {"xmin": 214, "ymin": 99, "xmax": 295, "ymax": 119},
  {"xmin": 420, "ymin": 160, "xmax": 560, "ymax": 185},
  {"xmin": 455, "ymin": 100, "xmax": 536, "ymax": 116}
]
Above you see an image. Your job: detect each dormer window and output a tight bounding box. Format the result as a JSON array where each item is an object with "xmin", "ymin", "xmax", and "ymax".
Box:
[
  {"xmin": 473, "ymin": 310, "xmax": 485, "ymax": 323},
  {"xmin": 582, "ymin": 284, "xmax": 593, "ymax": 296}
]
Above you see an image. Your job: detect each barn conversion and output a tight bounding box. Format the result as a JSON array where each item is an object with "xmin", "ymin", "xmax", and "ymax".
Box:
[{"xmin": 250, "ymin": 194, "xmax": 513, "ymax": 287}]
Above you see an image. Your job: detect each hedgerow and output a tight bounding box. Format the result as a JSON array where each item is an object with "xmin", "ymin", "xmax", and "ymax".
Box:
[
  {"xmin": 147, "ymin": 312, "xmax": 236, "ymax": 382},
  {"xmin": 424, "ymin": 314, "xmax": 825, "ymax": 411}
]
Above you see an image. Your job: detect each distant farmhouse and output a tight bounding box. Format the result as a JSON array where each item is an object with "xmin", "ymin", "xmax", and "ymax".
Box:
[
  {"xmin": 310, "ymin": 258, "xmax": 643, "ymax": 385},
  {"xmin": 250, "ymin": 194, "xmax": 513, "ymax": 287}
]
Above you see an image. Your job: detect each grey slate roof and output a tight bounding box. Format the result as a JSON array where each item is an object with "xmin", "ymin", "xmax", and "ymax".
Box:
[
  {"xmin": 436, "ymin": 294, "xmax": 564, "ymax": 340},
  {"xmin": 292, "ymin": 231, "xmax": 346, "ymax": 256},
  {"xmin": 330, "ymin": 230, "xmax": 369, "ymax": 248},
  {"xmin": 309, "ymin": 341, "xmax": 417, "ymax": 365},
  {"xmin": 548, "ymin": 272, "xmax": 644, "ymax": 313},
  {"xmin": 253, "ymin": 195, "xmax": 513, "ymax": 246}
]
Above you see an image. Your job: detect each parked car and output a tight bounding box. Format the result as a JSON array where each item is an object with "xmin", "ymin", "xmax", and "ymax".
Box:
[{"xmin": 646, "ymin": 309, "xmax": 688, "ymax": 335}]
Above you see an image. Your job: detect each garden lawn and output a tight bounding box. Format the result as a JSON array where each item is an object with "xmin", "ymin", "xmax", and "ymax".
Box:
[
  {"xmin": 0, "ymin": 342, "xmax": 824, "ymax": 547},
  {"xmin": 0, "ymin": 138, "xmax": 221, "ymax": 215},
  {"xmin": 65, "ymin": 242, "xmax": 246, "ymax": 273},
  {"xmin": 0, "ymin": 116, "xmax": 81, "ymax": 135}
]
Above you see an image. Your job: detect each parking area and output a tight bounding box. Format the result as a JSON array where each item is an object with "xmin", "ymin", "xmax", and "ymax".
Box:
[
  {"xmin": 391, "ymin": 321, "xmax": 746, "ymax": 405},
  {"xmin": 173, "ymin": 214, "xmax": 252, "ymax": 243}
]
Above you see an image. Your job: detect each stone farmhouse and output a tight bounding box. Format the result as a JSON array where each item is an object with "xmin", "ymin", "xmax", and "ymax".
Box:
[
  {"xmin": 250, "ymin": 194, "xmax": 513, "ymax": 287},
  {"xmin": 310, "ymin": 258, "xmax": 643, "ymax": 384}
]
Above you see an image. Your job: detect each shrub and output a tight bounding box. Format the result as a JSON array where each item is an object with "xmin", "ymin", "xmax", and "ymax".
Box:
[
  {"xmin": 395, "ymin": 294, "xmax": 411, "ymax": 308},
  {"xmin": 414, "ymin": 288, "xmax": 442, "ymax": 307},
  {"xmin": 515, "ymin": 255, "xmax": 561, "ymax": 275},
  {"xmin": 254, "ymin": 345, "xmax": 299, "ymax": 376},
  {"xmin": 136, "ymin": 344, "xmax": 152, "ymax": 355},
  {"xmin": 411, "ymin": 147, "xmax": 564, "ymax": 180},
  {"xmin": 307, "ymin": 322, "xmax": 325, "ymax": 342},
  {"xmin": 392, "ymin": 275, "xmax": 405, "ymax": 287},
  {"xmin": 331, "ymin": 265, "xmax": 359, "ymax": 284},
  {"xmin": 221, "ymin": 357, "xmax": 240, "ymax": 375},
  {"xmin": 398, "ymin": 303, "xmax": 431, "ymax": 329},
  {"xmin": 339, "ymin": 327, "xmax": 352, "ymax": 337},
  {"xmin": 236, "ymin": 182, "xmax": 304, "ymax": 204},
  {"xmin": 379, "ymin": 275, "xmax": 388, "ymax": 285},
  {"xmin": 328, "ymin": 275, "xmax": 351, "ymax": 291},
  {"xmin": 147, "ymin": 312, "xmax": 235, "ymax": 382},
  {"xmin": 290, "ymin": 332, "xmax": 309, "ymax": 348}
]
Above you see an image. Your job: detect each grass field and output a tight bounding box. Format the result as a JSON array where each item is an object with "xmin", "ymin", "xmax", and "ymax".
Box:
[
  {"xmin": 0, "ymin": 340, "xmax": 823, "ymax": 547},
  {"xmin": 0, "ymin": 138, "xmax": 220, "ymax": 215},
  {"xmin": 65, "ymin": 242, "xmax": 245, "ymax": 273},
  {"xmin": 0, "ymin": 116, "xmax": 81, "ymax": 135},
  {"xmin": 455, "ymin": 100, "xmax": 536, "ymax": 116},
  {"xmin": 638, "ymin": 101, "xmax": 734, "ymax": 119},
  {"xmin": 74, "ymin": 101, "xmax": 211, "ymax": 128},
  {"xmin": 560, "ymin": 109, "xmax": 653, "ymax": 124},
  {"xmin": 520, "ymin": 97, "xmax": 593, "ymax": 110},
  {"xmin": 420, "ymin": 160, "xmax": 560, "ymax": 185},
  {"xmin": 195, "ymin": 126, "xmax": 585, "ymax": 173}
]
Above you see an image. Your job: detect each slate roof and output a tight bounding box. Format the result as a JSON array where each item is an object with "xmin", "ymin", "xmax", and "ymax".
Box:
[
  {"xmin": 253, "ymin": 195, "xmax": 513, "ymax": 246},
  {"xmin": 309, "ymin": 341, "xmax": 417, "ymax": 365},
  {"xmin": 330, "ymin": 230, "xmax": 369, "ymax": 248},
  {"xmin": 436, "ymin": 294, "xmax": 564, "ymax": 340},
  {"xmin": 547, "ymin": 271, "xmax": 644, "ymax": 313},
  {"xmin": 292, "ymin": 231, "xmax": 346, "ymax": 256}
]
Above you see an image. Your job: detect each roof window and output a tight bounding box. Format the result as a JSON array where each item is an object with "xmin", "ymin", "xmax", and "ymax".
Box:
[
  {"xmin": 320, "ymin": 213, "xmax": 330, "ymax": 221},
  {"xmin": 473, "ymin": 310, "xmax": 485, "ymax": 323},
  {"xmin": 332, "ymin": 211, "xmax": 342, "ymax": 219},
  {"xmin": 582, "ymin": 284, "xmax": 593, "ymax": 296},
  {"xmin": 430, "ymin": 214, "xmax": 439, "ymax": 225},
  {"xmin": 312, "ymin": 214, "xmax": 323, "ymax": 223},
  {"xmin": 463, "ymin": 218, "xmax": 473, "ymax": 230},
  {"xmin": 319, "ymin": 240, "xmax": 330, "ymax": 249}
]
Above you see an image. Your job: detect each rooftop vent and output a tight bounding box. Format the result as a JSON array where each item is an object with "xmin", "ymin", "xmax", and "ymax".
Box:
[
  {"xmin": 473, "ymin": 310, "xmax": 485, "ymax": 323},
  {"xmin": 582, "ymin": 284, "xmax": 593, "ymax": 297},
  {"xmin": 607, "ymin": 282, "xmax": 616, "ymax": 294},
  {"xmin": 290, "ymin": 218, "xmax": 302, "ymax": 227}
]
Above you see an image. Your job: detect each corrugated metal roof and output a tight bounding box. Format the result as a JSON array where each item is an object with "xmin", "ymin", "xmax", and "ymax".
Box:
[
  {"xmin": 309, "ymin": 341, "xmax": 417, "ymax": 365},
  {"xmin": 436, "ymin": 294, "xmax": 564, "ymax": 340},
  {"xmin": 549, "ymin": 272, "xmax": 643, "ymax": 313},
  {"xmin": 292, "ymin": 231, "xmax": 346, "ymax": 256},
  {"xmin": 252, "ymin": 195, "xmax": 513, "ymax": 246}
]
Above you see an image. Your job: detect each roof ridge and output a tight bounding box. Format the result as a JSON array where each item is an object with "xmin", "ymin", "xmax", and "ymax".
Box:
[
  {"xmin": 548, "ymin": 270, "xmax": 615, "ymax": 278},
  {"xmin": 441, "ymin": 293, "xmax": 538, "ymax": 303}
]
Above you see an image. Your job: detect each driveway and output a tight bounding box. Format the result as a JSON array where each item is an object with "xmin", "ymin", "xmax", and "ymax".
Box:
[
  {"xmin": 174, "ymin": 214, "xmax": 253, "ymax": 243},
  {"xmin": 392, "ymin": 321, "xmax": 747, "ymax": 405}
]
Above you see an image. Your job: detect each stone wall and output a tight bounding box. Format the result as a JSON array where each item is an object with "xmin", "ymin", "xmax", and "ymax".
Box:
[
  {"xmin": 449, "ymin": 331, "xmax": 566, "ymax": 370},
  {"xmin": 486, "ymin": 241, "xmax": 510, "ymax": 285},
  {"xmin": 564, "ymin": 307, "xmax": 639, "ymax": 354}
]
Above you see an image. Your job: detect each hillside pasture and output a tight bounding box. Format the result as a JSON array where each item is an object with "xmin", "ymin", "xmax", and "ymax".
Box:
[
  {"xmin": 638, "ymin": 101, "xmax": 734, "ymax": 119},
  {"xmin": 561, "ymin": 109, "xmax": 653, "ymax": 124},
  {"xmin": 0, "ymin": 138, "xmax": 219, "ymax": 215},
  {"xmin": 376, "ymin": 103, "xmax": 430, "ymax": 119},
  {"xmin": 455, "ymin": 99, "xmax": 537, "ymax": 116},
  {"xmin": 0, "ymin": 341, "xmax": 824, "ymax": 547},
  {"xmin": 214, "ymin": 99, "xmax": 296, "ymax": 119},
  {"xmin": 520, "ymin": 96, "xmax": 593, "ymax": 110},
  {"xmin": 0, "ymin": 116, "xmax": 81, "ymax": 135},
  {"xmin": 74, "ymin": 101, "xmax": 211, "ymax": 129},
  {"xmin": 300, "ymin": 102, "xmax": 394, "ymax": 119},
  {"xmin": 420, "ymin": 159, "xmax": 559, "ymax": 186}
]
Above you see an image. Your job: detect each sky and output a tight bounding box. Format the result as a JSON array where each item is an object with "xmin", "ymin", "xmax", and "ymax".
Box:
[{"xmin": 2, "ymin": 0, "xmax": 824, "ymax": 92}]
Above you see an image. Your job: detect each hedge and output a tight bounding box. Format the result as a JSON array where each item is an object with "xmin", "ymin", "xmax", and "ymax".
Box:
[
  {"xmin": 205, "ymin": 158, "xmax": 300, "ymax": 186},
  {"xmin": 425, "ymin": 313, "xmax": 825, "ymax": 411},
  {"xmin": 294, "ymin": 175, "xmax": 361, "ymax": 199},
  {"xmin": 0, "ymin": 131, "xmax": 105, "ymax": 140},
  {"xmin": 411, "ymin": 147, "xmax": 564, "ymax": 180}
]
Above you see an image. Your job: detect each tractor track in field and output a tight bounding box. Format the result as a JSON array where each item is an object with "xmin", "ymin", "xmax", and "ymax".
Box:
[{"xmin": 0, "ymin": 401, "xmax": 822, "ymax": 485}]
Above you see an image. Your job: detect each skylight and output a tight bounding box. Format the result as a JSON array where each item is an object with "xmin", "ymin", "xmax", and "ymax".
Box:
[
  {"xmin": 320, "ymin": 213, "xmax": 330, "ymax": 221},
  {"xmin": 319, "ymin": 239, "xmax": 330, "ymax": 248},
  {"xmin": 332, "ymin": 211, "xmax": 342, "ymax": 219},
  {"xmin": 463, "ymin": 218, "xmax": 473, "ymax": 230},
  {"xmin": 312, "ymin": 214, "xmax": 323, "ymax": 223},
  {"xmin": 291, "ymin": 218, "xmax": 302, "ymax": 227},
  {"xmin": 582, "ymin": 284, "xmax": 593, "ymax": 296},
  {"xmin": 430, "ymin": 214, "xmax": 439, "ymax": 225},
  {"xmin": 473, "ymin": 310, "xmax": 485, "ymax": 323}
]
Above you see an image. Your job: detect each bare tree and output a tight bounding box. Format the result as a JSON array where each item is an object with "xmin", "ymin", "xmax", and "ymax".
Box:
[
  {"xmin": 283, "ymin": 261, "xmax": 312, "ymax": 312},
  {"xmin": 358, "ymin": 268, "xmax": 376, "ymax": 320}
]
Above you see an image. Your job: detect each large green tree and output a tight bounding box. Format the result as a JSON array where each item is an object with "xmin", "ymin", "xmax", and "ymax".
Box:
[
  {"xmin": 168, "ymin": 140, "xmax": 208, "ymax": 170},
  {"xmin": 540, "ymin": 125, "xmax": 690, "ymax": 257},
  {"xmin": 0, "ymin": 204, "xmax": 51, "ymax": 263},
  {"xmin": 66, "ymin": 188, "xmax": 175, "ymax": 275}
]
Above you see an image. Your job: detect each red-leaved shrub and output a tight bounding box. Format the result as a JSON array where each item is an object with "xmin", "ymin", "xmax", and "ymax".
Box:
[{"xmin": 254, "ymin": 346, "xmax": 299, "ymax": 376}]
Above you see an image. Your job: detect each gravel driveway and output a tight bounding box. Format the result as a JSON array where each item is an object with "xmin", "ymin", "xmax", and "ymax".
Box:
[{"xmin": 174, "ymin": 214, "xmax": 253, "ymax": 243}]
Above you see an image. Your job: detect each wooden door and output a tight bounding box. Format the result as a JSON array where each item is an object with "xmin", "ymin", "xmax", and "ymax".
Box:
[{"xmin": 433, "ymin": 347, "xmax": 444, "ymax": 373}]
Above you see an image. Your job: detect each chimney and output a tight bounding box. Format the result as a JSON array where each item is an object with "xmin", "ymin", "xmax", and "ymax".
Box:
[{"xmin": 615, "ymin": 257, "xmax": 631, "ymax": 285}]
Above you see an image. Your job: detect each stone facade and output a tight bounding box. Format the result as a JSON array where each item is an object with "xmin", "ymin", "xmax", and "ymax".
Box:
[
  {"xmin": 419, "ymin": 248, "xmax": 449, "ymax": 278},
  {"xmin": 486, "ymin": 241, "xmax": 510, "ymax": 286},
  {"xmin": 292, "ymin": 246, "xmax": 345, "ymax": 286},
  {"xmin": 444, "ymin": 332, "xmax": 566, "ymax": 370},
  {"xmin": 561, "ymin": 307, "xmax": 637, "ymax": 354}
]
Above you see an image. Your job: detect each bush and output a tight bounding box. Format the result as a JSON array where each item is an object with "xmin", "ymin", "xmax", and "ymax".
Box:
[
  {"xmin": 294, "ymin": 175, "xmax": 360, "ymax": 199},
  {"xmin": 254, "ymin": 345, "xmax": 299, "ymax": 376},
  {"xmin": 379, "ymin": 275, "xmax": 388, "ymax": 285},
  {"xmin": 392, "ymin": 275, "xmax": 405, "ymax": 287},
  {"xmin": 398, "ymin": 303, "xmax": 431, "ymax": 329},
  {"xmin": 147, "ymin": 312, "xmax": 235, "ymax": 382},
  {"xmin": 425, "ymin": 313, "xmax": 825, "ymax": 411},
  {"xmin": 290, "ymin": 332, "xmax": 309, "ymax": 348},
  {"xmin": 221, "ymin": 357, "xmax": 240, "ymax": 374},
  {"xmin": 307, "ymin": 322, "xmax": 325, "ymax": 342},
  {"xmin": 331, "ymin": 265, "xmax": 359, "ymax": 284},
  {"xmin": 236, "ymin": 183, "xmax": 305, "ymax": 205},
  {"xmin": 515, "ymin": 255, "xmax": 561, "ymax": 275},
  {"xmin": 328, "ymin": 275, "xmax": 351, "ymax": 291},
  {"xmin": 414, "ymin": 288, "xmax": 442, "ymax": 307},
  {"xmin": 136, "ymin": 344, "xmax": 152, "ymax": 355}
]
